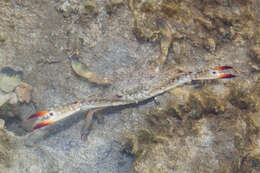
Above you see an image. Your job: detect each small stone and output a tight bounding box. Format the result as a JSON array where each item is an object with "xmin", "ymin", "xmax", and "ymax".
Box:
[{"xmin": 249, "ymin": 112, "xmax": 260, "ymax": 129}]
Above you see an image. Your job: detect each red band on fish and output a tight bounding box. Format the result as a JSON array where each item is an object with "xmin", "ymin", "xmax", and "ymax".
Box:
[
  {"xmin": 219, "ymin": 74, "xmax": 236, "ymax": 79},
  {"xmin": 215, "ymin": 66, "xmax": 233, "ymax": 71},
  {"xmin": 27, "ymin": 111, "xmax": 49, "ymax": 120},
  {"xmin": 33, "ymin": 121, "xmax": 53, "ymax": 130}
]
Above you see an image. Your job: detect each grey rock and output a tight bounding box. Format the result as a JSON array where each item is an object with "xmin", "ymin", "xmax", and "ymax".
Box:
[{"xmin": 0, "ymin": 67, "xmax": 23, "ymax": 93}]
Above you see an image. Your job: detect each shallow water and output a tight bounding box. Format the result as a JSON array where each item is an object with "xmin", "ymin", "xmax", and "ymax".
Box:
[{"xmin": 0, "ymin": 0, "xmax": 260, "ymax": 172}]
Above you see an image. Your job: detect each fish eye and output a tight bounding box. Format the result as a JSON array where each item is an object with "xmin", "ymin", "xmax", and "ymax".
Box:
[
  {"xmin": 49, "ymin": 111, "xmax": 55, "ymax": 116},
  {"xmin": 211, "ymin": 70, "xmax": 217, "ymax": 75}
]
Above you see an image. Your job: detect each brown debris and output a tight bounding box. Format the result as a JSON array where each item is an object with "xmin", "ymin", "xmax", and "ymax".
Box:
[
  {"xmin": 71, "ymin": 55, "xmax": 112, "ymax": 85},
  {"xmin": 15, "ymin": 82, "xmax": 32, "ymax": 103}
]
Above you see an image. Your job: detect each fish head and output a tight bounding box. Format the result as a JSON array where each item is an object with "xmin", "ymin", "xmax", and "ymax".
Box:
[{"xmin": 27, "ymin": 101, "xmax": 82, "ymax": 130}]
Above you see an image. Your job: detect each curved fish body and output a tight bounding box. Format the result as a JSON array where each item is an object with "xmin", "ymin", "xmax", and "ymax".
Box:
[{"xmin": 27, "ymin": 66, "xmax": 235, "ymax": 136}]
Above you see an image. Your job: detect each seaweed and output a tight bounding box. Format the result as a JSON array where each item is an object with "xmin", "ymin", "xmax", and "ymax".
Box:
[
  {"xmin": 122, "ymin": 80, "xmax": 260, "ymax": 172},
  {"xmin": 105, "ymin": 0, "xmax": 125, "ymax": 15},
  {"xmin": 0, "ymin": 121, "xmax": 15, "ymax": 169},
  {"xmin": 128, "ymin": 0, "xmax": 258, "ymax": 62}
]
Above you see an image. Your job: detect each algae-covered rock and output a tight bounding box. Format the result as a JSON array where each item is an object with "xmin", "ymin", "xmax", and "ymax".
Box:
[
  {"xmin": 1, "ymin": 0, "xmax": 260, "ymax": 172},
  {"xmin": 250, "ymin": 45, "xmax": 260, "ymax": 64},
  {"xmin": 83, "ymin": 0, "xmax": 98, "ymax": 16},
  {"xmin": 106, "ymin": 0, "xmax": 125, "ymax": 15},
  {"xmin": 0, "ymin": 91, "xmax": 18, "ymax": 107},
  {"xmin": 160, "ymin": 1, "xmax": 190, "ymax": 19},
  {"xmin": 0, "ymin": 67, "xmax": 23, "ymax": 93},
  {"xmin": 0, "ymin": 67, "xmax": 24, "ymax": 110},
  {"xmin": 227, "ymin": 84, "xmax": 258, "ymax": 111},
  {"xmin": 128, "ymin": 0, "xmax": 258, "ymax": 63},
  {"xmin": 239, "ymin": 154, "xmax": 260, "ymax": 172},
  {"xmin": 186, "ymin": 88, "xmax": 225, "ymax": 119},
  {"xmin": 0, "ymin": 120, "xmax": 15, "ymax": 169},
  {"xmin": 216, "ymin": 166, "xmax": 231, "ymax": 173},
  {"xmin": 205, "ymin": 38, "xmax": 216, "ymax": 53},
  {"xmin": 121, "ymin": 84, "xmax": 260, "ymax": 172},
  {"xmin": 249, "ymin": 112, "xmax": 260, "ymax": 129},
  {"xmin": 0, "ymin": 119, "xmax": 5, "ymax": 129}
]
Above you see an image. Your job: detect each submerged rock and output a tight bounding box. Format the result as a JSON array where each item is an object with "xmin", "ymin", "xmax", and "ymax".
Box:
[
  {"xmin": 250, "ymin": 45, "xmax": 260, "ymax": 66},
  {"xmin": 105, "ymin": 0, "xmax": 125, "ymax": 15},
  {"xmin": 0, "ymin": 119, "xmax": 5, "ymax": 129},
  {"xmin": 0, "ymin": 91, "xmax": 18, "ymax": 107},
  {"xmin": 83, "ymin": 0, "xmax": 98, "ymax": 16},
  {"xmin": 0, "ymin": 67, "xmax": 23, "ymax": 93},
  {"xmin": 122, "ymin": 82, "xmax": 260, "ymax": 172},
  {"xmin": 0, "ymin": 120, "xmax": 15, "ymax": 171}
]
